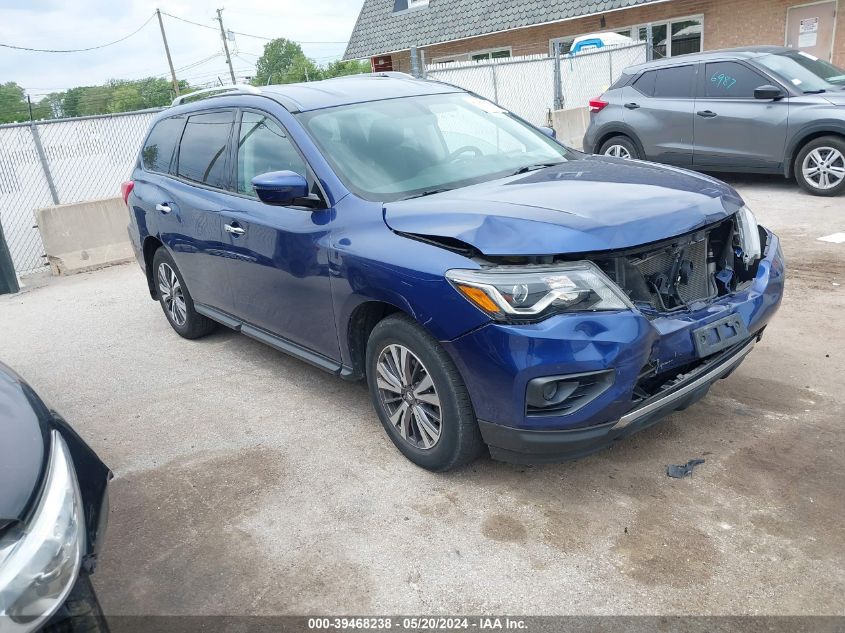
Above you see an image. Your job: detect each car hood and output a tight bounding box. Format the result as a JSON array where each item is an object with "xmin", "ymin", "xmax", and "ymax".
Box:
[
  {"xmin": 0, "ymin": 362, "xmax": 49, "ymax": 528},
  {"xmin": 821, "ymin": 91, "xmax": 845, "ymax": 106},
  {"xmin": 383, "ymin": 156, "xmax": 745, "ymax": 256}
]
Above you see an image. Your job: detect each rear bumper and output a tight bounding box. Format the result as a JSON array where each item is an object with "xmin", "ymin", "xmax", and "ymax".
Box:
[{"xmin": 479, "ymin": 335, "xmax": 758, "ymax": 463}]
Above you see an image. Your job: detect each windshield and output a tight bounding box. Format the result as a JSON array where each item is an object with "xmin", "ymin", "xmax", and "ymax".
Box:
[
  {"xmin": 297, "ymin": 93, "xmax": 570, "ymax": 201},
  {"xmin": 757, "ymin": 50, "xmax": 845, "ymax": 92}
]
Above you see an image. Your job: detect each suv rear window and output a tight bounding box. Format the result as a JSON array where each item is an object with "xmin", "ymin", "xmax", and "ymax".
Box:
[
  {"xmin": 141, "ymin": 116, "xmax": 184, "ymax": 173},
  {"xmin": 176, "ymin": 111, "xmax": 234, "ymax": 189}
]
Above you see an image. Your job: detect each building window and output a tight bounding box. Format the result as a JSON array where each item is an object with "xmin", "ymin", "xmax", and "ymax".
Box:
[
  {"xmin": 633, "ymin": 16, "xmax": 703, "ymax": 58},
  {"xmin": 394, "ymin": 0, "xmax": 428, "ymax": 12},
  {"xmin": 432, "ymin": 48, "xmax": 512, "ymax": 64},
  {"xmin": 552, "ymin": 15, "xmax": 703, "ymax": 59}
]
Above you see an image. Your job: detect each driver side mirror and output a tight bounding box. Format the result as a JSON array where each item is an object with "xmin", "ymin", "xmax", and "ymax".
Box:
[
  {"xmin": 537, "ymin": 126, "xmax": 557, "ymax": 139},
  {"xmin": 252, "ymin": 171, "xmax": 309, "ymax": 206},
  {"xmin": 754, "ymin": 85, "xmax": 785, "ymax": 100}
]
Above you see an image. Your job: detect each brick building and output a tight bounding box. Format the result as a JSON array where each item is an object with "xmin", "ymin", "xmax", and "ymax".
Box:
[{"xmin": 344, "ymin": 0, "xmax": 844, "ymax": 71}]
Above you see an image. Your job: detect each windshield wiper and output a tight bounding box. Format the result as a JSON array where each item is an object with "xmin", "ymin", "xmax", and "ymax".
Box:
[
  {"xmin": 509, "ymin": 161, "xmax": 564, "ymax": 177},
  {"xmin": 403, "ymin": 187, "xmax": 452, "ymax": 200}
]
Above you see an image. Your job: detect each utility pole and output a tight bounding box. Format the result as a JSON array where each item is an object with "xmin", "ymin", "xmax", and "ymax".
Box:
[
  {"xmin": 156, "ymin": 9, "xmax": 180, "ymax": 96},
  {"xmin": 216, "ymin": 8, "xmax": 237, "ymax": 85}
]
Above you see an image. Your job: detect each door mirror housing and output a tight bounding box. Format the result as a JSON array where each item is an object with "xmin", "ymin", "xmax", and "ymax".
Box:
[
  {"xmin": 754, "ymin": 85, "xmax": 785, "ymax": 100},
  {"xmin": 537, "ymin": 126, "xmax": 557, "ymax": 139},
  {"xmin": 252, "ymin": 171, "xmax": 309, "ymax": 206}
]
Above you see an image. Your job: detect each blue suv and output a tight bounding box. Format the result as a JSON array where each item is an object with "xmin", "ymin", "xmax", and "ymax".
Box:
[{"xmin": 124, "ymin": 74, "xmax": 785, "ymax": 471}]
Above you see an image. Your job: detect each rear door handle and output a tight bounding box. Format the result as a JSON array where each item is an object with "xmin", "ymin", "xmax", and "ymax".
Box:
[
  {"xmin": 696, "ymin": 110, "xmax": 718, "ymax": 118},
  {"xmin": 224, "ymin": 223, "xmax": 246, "ymax": 236},
  {"xmin": 155, "ymin": 203, "xmax": 172, "ymax": 214},
  {"xmin": 624, "ymin": 102, "xmax": 640, "ymax": 109}
]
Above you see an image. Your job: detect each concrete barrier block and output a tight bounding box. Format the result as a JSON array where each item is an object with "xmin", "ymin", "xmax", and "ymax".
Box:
[
  {"xmin": 552, "ymin": 107, "xmax": 591, "ymax": 151},
  {"xmin": 35, "ymin": 197, "xmax": 133, "ymax": 276}
]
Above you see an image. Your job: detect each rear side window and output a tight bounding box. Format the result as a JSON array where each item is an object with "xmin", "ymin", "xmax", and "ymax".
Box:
[
  {"xmin": 653, "ymin": 65, "xmax": 694, "ymax": 98},
  {"xmin": 141, "ymin": 116, "xmax": 184, "ymax": 173},
  {"xmin": 633, "ymin": 71, "xmax": 656, "ymax": 96},
  {"xmin": 704, "ymin": 61, "xmax": 768, "ymax": 98},
  {"xmin": 609, "ymin": 72, "xmax": 632, "ymax": 90},
  {"xmin": 176, "ymin": 111, "xmax": 234, "ymax": 189}
]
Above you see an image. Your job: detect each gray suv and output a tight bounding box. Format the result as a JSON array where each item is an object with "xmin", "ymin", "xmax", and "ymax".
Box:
[{"xmin": 583, "ymin": 46, "xmax": 845, "ymax": 196}]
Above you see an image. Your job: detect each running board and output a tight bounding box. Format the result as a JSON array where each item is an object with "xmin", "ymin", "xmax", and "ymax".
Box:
[{"xmin": 194, "ymin": 303, "xmax": 354, "ymax": 377}]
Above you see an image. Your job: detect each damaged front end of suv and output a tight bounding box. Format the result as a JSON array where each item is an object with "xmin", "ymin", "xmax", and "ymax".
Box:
[{"xmin": 383, "ymin": 158, "xmax": 785, "ymax": 463}]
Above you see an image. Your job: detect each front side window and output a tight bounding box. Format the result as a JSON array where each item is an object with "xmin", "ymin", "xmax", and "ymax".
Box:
[
  {"xmin": 141, "ymin": 116, "xmax": 184, "ymax": 173},
  {"xmin": 703, "ymin": 61, "xmax": 768, "ymax": 99},
  {"xmin": 653, "ymin": 65, "xmax": 694, "ymax": 98},
  {"xmin": 756, "ymin": 51, "xmax": 845, "ymax": 92},
  {"xmin": 237, "ymin": 112, "xmax": 307, "ymax": 197},
  {"xmin": 298, "ymin": 93, "xmax": 570, "ymax": 202},
  {"xmin": 176, "ymin": 111, "xmax": 234, "ymax": 189}
]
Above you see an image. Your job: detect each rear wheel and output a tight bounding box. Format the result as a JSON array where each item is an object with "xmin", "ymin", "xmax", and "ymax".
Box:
[
  {"xmin": 152, "ymin": 248, "xmax": 216, "ymax": 339},
  {"xmin": 600, "ymin": 135, "xmax": 639, "ymax": 160},
  {"xmin": 795, "ymin": 136, "xmax": 845, "ymax": 196},
  {"xmin": 366, "ymin": 315, "xmax": 484, "ymax": 471}
]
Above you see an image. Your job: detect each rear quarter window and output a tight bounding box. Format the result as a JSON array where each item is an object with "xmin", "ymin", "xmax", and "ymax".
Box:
[
  {"xmin": 633, "ymin": 71, "xmax": 656, "ymax": 96},
  {"xmin": 141, "ymin": 116, "xmax": 185, "ymax": 173},
  {"xmin": 176, "ymin": 111, "xmax": 235, "ymax": 189}
]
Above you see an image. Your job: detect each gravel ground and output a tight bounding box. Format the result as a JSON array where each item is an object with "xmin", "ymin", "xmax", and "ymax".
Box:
[{"xmin": 1, "ymin": 174, "xmax": 843, "ymax": 616}]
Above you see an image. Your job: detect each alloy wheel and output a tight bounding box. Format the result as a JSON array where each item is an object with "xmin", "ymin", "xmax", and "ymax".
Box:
[
  {"xmin": 604, "ymin": 144, "xmax": 632, "ymax": 159},
  {"xmin": 158, "ymin": 263, "xmax": 187, "ymax": 327},
  {"xmin": 375, "ymin": 344, "xmax": 442, "ymax": 450},
  {"xmin": 802, "ymin": 146, "xmax": 845, "ymax": 191}
]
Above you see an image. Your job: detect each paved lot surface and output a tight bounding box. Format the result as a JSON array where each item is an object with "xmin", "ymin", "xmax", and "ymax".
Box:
[{"xmin": 1, "ymin": 175, "xmax": 843, "ymax": 615}]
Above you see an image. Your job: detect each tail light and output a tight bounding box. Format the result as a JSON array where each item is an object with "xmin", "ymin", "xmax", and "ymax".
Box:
[
  {"xmin": 588, "ymin": 98, "xmax": 609, "ymax": 113},
  {"xmin": 121, "ymin": 181, "xmax": 134, "ymax": 206}
]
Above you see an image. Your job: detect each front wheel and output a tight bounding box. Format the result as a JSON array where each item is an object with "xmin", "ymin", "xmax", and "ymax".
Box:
[
  {"xmin": 366, "ymin": 315, "xmax": 484, "ymax": 471},
  {"xmin": 795, "ymin": 136, "xmax": 845, "ymax": 196}
]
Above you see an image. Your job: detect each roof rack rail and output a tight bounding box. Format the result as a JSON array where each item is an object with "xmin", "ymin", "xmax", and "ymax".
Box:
[{"xmin": 171, "ymin": 85, "xmax": 261, "ymax": 107}]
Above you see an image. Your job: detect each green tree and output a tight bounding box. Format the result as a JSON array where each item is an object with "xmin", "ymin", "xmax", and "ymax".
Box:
[
  {"xmin": 322, "ymin": 59, "xmax": 371, "ymax": 79},
  {"xmin": 252, "ymin": 38, "xmax": 319, "ymax": 85},
  {"xmin": 0, "ymin": 82, "xmax": 27, "ymax": 124}
]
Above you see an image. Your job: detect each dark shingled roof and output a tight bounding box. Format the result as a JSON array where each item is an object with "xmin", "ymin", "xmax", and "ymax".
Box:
[{"xmin": 344, "ymin": 0, "xmax": 667, "ymax": 59}]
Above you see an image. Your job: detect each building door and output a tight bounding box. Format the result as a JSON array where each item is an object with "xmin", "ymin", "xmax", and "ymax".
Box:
[{"xmin": 786, "ymin": 1, "xmax": 837, "ymax": 61}]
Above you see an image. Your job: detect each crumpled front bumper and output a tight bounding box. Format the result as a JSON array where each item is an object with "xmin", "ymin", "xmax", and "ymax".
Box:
[{"xmin": 441, "ymin": 228, "xmax": 785, "ymax": 463}]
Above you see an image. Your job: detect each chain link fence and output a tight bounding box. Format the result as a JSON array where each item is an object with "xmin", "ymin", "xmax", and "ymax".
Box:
[
  {"xmin": 426, "ymin": 43, "xmax": 647, "ymax": 126},
  {"xmin": 0, "ymin": 108, "xmax": 162, "ymax": 276}
]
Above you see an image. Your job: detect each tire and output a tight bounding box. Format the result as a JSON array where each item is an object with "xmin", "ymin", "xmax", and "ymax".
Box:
[
  {"xmin": 795, "ymin": 135, "xmax": 845, "ymax": 196},
  {"xmin": 151, "ymin": 247, "xmax": 216, "ymax": 339},
  {"xmin": 365, "ymin": 314, "xmax": 485, "ymax": 471},
  {"xmin": 599, "ymin": 135, "xmax": 640, "ymax": 160}
]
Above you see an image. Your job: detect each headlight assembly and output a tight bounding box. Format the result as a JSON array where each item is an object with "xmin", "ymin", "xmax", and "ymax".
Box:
[
  {"xmin": 735, "ymin": 205, "xmax": 762, "ymax": 266},
  {"xmin": 0, "ymin": 431, "xmax": 84, "ymax": 632},
  {"xmin": 446, "ymin": 261, "xmax": 633, "ymax": 322}
]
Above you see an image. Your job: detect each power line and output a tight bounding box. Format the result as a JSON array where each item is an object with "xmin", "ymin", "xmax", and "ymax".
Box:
[
  {"xmin": 0, "ymin": 13, "xmax": 156, "ymax": 53},
  {"xmin": 159, "ymin": 10, "xmax": 347, "ymax": 44}
]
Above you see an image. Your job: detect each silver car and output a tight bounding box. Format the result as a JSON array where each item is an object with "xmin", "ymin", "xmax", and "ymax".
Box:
[{"xmin": 583, "ymin": 46, "xmax": 845, "ymax": 196}]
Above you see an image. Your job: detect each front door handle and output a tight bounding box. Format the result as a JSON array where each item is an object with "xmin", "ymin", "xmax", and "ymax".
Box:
[
  {"xmin": 155, "ymin": 203, "xmax": 172, "ymax": 214},
  {"xmin": 224, "ymin": 223, "xmax": 246, "ymax": 236},
  {"xmin": 696, "ymin": 110, "xmax": 718, "ymax": 118},
  {"xmin": 624, "ymin": 102, "xmax": 640, "ymax": 109}
]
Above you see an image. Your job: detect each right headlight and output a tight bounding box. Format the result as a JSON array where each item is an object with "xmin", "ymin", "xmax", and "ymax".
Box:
[
  {"xmin": 0, "ymin": 431, "xmax": 84, "ymax": 632},
  {"xmin": 446, "ymin": 261, "xmax": 633, "ymax": 322},
  {"xmin": 735, "ymin": 205, "xmax": 762, "ymax": 266}
]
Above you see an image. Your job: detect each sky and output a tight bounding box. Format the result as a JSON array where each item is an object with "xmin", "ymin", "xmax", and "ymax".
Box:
[{"xmin": 0, "ymin": 0, "xmax": 364, "ymax": 97}]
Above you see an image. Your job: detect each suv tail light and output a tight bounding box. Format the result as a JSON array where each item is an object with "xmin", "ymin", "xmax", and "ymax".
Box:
[
  {"xmin": 588, "ymin": 98, "xmax": 609, "ymax": 113},
  {"xmin": 121, "ymin": 181, "xmax": 134, "ymax": 206}
]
